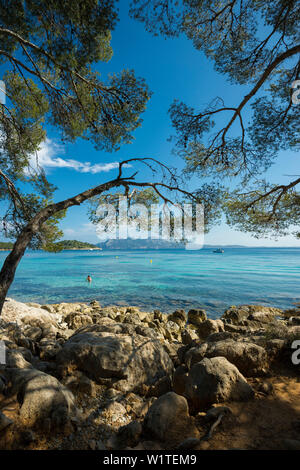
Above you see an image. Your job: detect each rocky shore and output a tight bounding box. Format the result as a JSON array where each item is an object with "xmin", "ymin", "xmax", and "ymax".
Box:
[{"xmin": 0, "ymin": 298, "xmax": 299, "ymax": 450}]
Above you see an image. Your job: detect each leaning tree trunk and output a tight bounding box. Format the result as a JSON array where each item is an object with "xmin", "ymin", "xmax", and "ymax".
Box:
[
  {"xmin": 0, "ymin": 176, "xmax": 124, "ymax": 315},
  {"xmin": 0, "ymin": 227, "xmax": 35, "ymax": 312}
]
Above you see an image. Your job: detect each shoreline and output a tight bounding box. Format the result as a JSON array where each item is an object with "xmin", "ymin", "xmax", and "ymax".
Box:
[
  {"xmin": 7, "ymin": 292, "xmax": 298, "ymax": 319},
  {"xmin": 0, "ymin": 297, "xmax": 299, "ymax": 450}
]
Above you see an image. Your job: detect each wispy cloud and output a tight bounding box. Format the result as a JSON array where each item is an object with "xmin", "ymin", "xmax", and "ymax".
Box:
[
  {"xmin": 62, "ymin": 223, "xmax": 98, "ymax": 242},
  {"xmin": 64, "ymin": 223, "xmax": 95, "ymax": 236},
  {"xmin": 29, "ymin": 138, "xmax": 128, "ymax": 174}
]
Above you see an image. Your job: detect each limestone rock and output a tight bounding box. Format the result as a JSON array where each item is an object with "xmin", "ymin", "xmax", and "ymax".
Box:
[
  {"xmin": 98, "ymin": 401, "xmax": 129, "ymax": 426},
  {"xmin": 38, "ymin": 338, "xmax": 62, "ymax": 360},
  {"xmin": 185, "ymin": 340, "xmax": 268, "ymax": 376},
  {"xmin": 56, "ymin": 329, "xmax": 174, "ymax": 393},
  {"xmin": 206, "ymin": 331, "xmax": 240, "ymax": 342},
  {"xmin": 74, "ymin": 319, "xmax": 136, "ymax": 336},
  {"xmin": 116, "ymin": 420, "xmax": 143, "ymax": 449},
  {"xmin": 288, "ymin": 317, "xmax": 300, "ymax": 326},
  {"xmin": 2, "ymin": 298, "xmax": 61, "ymax": 328},
  {"xmin": 64, "ymin": 313, "xmax": 93, "ymax": 330},
  {"xmin": 185, "ymin": 357, "xmax": 254, "ymax": 411},
  {"xmin": 23, "ymin": 326, "xmax": 43, "ymax": 342},
  {"xmin": 147, "ymin": 375, "xmax": 172, "ymax": 397},
  {"xmin": 153, "ymin": 310, "xmax": 163, "ymax": 322},
  {"xmin": 181, "ymin": 328, "xmax": 199, "ymax": 345},
  {"xmin": 196, "ymin": 319, "xmax": 224, "ymax": 339},
  {"xmin": 165, "ymin": 321, "xmax": 181, "ymax": 341},
  {"xmin": 90, "ymin": 300, "xmax": 101, "ymax": 309},
  {"xmin": 64, "ymin": 371, "xmax": 96, "ymax": 397},
  {"xmin": 187, "ymin": 309, "xmax": 207, "ymax": 327},
  {"xmin": 6, "ymin": 349, "xmax": 33, "ymax": 369},
  {"xmin": 143, "ymin": 392, "xmax": 199, "ymax": 443},
  {"xmin": 168, "ymin": 310, "xmax": 187, "ymax": 328},
  {"xmin": 222, "ymin": 305, "xmax": 282, "ymax": 326},
  {"xmin": 173, "ymin": 365, "xmax": 189, "ymax": 396},
  {"xmin": 9, "ymin": 368, "xmax": 77, "ymax": 429},
  {"xmin": 0, "ymin": 411, "xmax": 13, "ymax": 432}
]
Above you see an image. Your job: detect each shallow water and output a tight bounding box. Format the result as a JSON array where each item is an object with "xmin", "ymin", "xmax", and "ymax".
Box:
[{"xmin": 1, "ymin": 247, "xmax": 299, "ymax": 318}]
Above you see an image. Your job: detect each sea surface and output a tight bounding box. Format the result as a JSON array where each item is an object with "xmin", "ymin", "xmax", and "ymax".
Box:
[{"xmin": 0, "ymin": 247, "xmax": 299, "ymax": 318}]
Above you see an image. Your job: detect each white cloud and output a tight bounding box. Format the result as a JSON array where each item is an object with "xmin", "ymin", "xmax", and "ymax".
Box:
[
  {"xmin": 63, "ymin": 228, "xmax": 76, "ymax": 236},
  {"xmin": 62, "ymin": 223, "xmax": 98, "ymax": 242},
  {"xmin": 29, "ymin": 138, "xmax": 128, "ymax": 174}
]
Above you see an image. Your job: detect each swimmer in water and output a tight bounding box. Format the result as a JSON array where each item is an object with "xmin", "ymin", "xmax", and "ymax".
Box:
[{"xmin": 86, "ymin": 275, "xmax": 92, "ymax": 283}]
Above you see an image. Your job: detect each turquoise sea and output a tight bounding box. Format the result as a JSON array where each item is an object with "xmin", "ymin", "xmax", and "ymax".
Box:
[{"xmin": 0, "ymin": 247, "xmax": 299, "ymax": 318}]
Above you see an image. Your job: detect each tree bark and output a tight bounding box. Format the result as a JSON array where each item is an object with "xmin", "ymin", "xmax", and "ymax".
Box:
[
  {"xmin": 0, "ymin": 228, "xmax": 34, "ymax": 313},
  {"xmin": 0, "ymin": 176, "xmax": 125, "ymax": 314}
]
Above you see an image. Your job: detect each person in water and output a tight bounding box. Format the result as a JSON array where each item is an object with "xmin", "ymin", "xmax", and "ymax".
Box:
[{"xmin": 86, "ymin": 275, "xmax": 92, "ymax": 283}]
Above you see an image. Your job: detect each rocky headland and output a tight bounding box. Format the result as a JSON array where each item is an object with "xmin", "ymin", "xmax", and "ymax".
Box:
[{"xmin": 0, "ymin": 298, "xmax": 299, "ymax": 450}]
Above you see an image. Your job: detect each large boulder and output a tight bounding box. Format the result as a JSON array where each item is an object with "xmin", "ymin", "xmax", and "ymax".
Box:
[
  {"xmin": 184, "ymin": 340, "xmax": 268, "ymax": 376},
  {"xmin": 0, "ymin": 320, "xmax": 22, "ymax": 344},
  {"xmin": 164, "ymin": 321, "xmax": 181, "ymax": 341},
  {"xmin": 22, "ymin": 326, "xmax": 43, "ymax": 342},
  {"xmin": 56, "ymin": 327, "xmax": 174, "ymax": 393},
  {"xmin": 6, "ymin": 349, "xmax": 33, "ymax": 369},
  {"xmin": 116, "ymin": 420, "xmax": 143, "ymax": 449},
  {"xmin": 282, "ymin": 307, "xmax": 300, "ymax": 319},
  {"xmin": 64, "ymin": 312, "xmax": 93, "ymax": 330},
  {"xmin": 173, "ymin": 365, "xmax": 189, "ymax": 396},
  {"xmin": 143, "ymin": 392, "xmax": 199, "ymax": 443},
  {"xmin": 73, "ymin": 318, "xmax": 161, "ymax": 340},
  {"xmin": 74, "ymin": 318, "xmax": 136, "ymax": 336},
  {"xmin": 2, "ymin": 298, "xmax": 62, "ymax": 329},
  {"xmin": 184, "ymin": 357, "xmax": 254, "ymax": 411},
  {"xmin": 168, "ymin": 310, "xmax": 187, "ymax": 328},
  {"xmin": 135, "ymin": 325, "xmax": 160, "ymax": 339},
  {"xmin": 8, "ymin": 368, "xmax": 77, "ymax": 429},
  {"xmin": 196, "ymin": 319, "xmax": 224, "ymax": 339},
  {"xmin": 187, "ymin": 309, "xmax": 207, "ymax": 327},
  {"xmin": 0, "ymin": 411, "xmax": 13, "ymax": 432},
  {"xmin": 181, "ymin": 327, "xmax": 199, "ymax": 345},
  {"xmin": 38, "ymin": 338, "xmax": 62, "ymax": 360},
  {"xmin": 50, "ymin": 302, "xmax": 85, "ymax": 316},
  {"xmin": 222, "ymin": 305, "xmax": 282, "ymax": 326},
  {"xmin": 288, "ymin": 317, "xmax": 300, "ymax": 326}
]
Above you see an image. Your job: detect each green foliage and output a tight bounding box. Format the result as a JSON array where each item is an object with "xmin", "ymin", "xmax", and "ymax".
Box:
[
  {"xmin": 224, "ymin": 182, "xmax": 300, "ymax": 238},
  {"xmin": 0, "ymin": 1, "xmax": 117, "ymax": 66},
  {"xmin": 130, "ymin": 0, "xmax": 300, "ymax": 238},
  {"xmin": 3, "ymin": 192, "xmax": 65, "ymax": 250},
  {"xmin": 0, "ymin": 241, "xmax": 13, "ymax": 249},
  {"xmin": 0, "ymin": 1, "xmax": 151, "ymax": 248}
]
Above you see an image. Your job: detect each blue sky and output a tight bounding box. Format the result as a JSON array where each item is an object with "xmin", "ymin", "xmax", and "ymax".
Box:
[{"xmin": 3, "ymin": 1, "xmax": 300, "ymax": 246}]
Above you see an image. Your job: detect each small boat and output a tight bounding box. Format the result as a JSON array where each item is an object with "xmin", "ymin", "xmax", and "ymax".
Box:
[{"xmin": 213, "ymin": 248, "xmax": 224, "ymax": 253}]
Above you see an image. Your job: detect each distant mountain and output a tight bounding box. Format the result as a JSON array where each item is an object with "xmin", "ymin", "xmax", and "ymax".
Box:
[
  {"xmin": 96, "ymin": 239, "xmax": 185, "ymax": 250},
  {"xmin": 95, "ymin": 239, "xmax": 249, "ymax": 250},
  {"xmin": 95, "ymin": 240, "xmax": 287, "ymax": 250}
]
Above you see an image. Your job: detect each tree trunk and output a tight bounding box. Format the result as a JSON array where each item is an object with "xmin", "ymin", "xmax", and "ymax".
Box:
[{"xmin": 0, "ymin": 228, "xmax": 34, "ymax": 312}]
